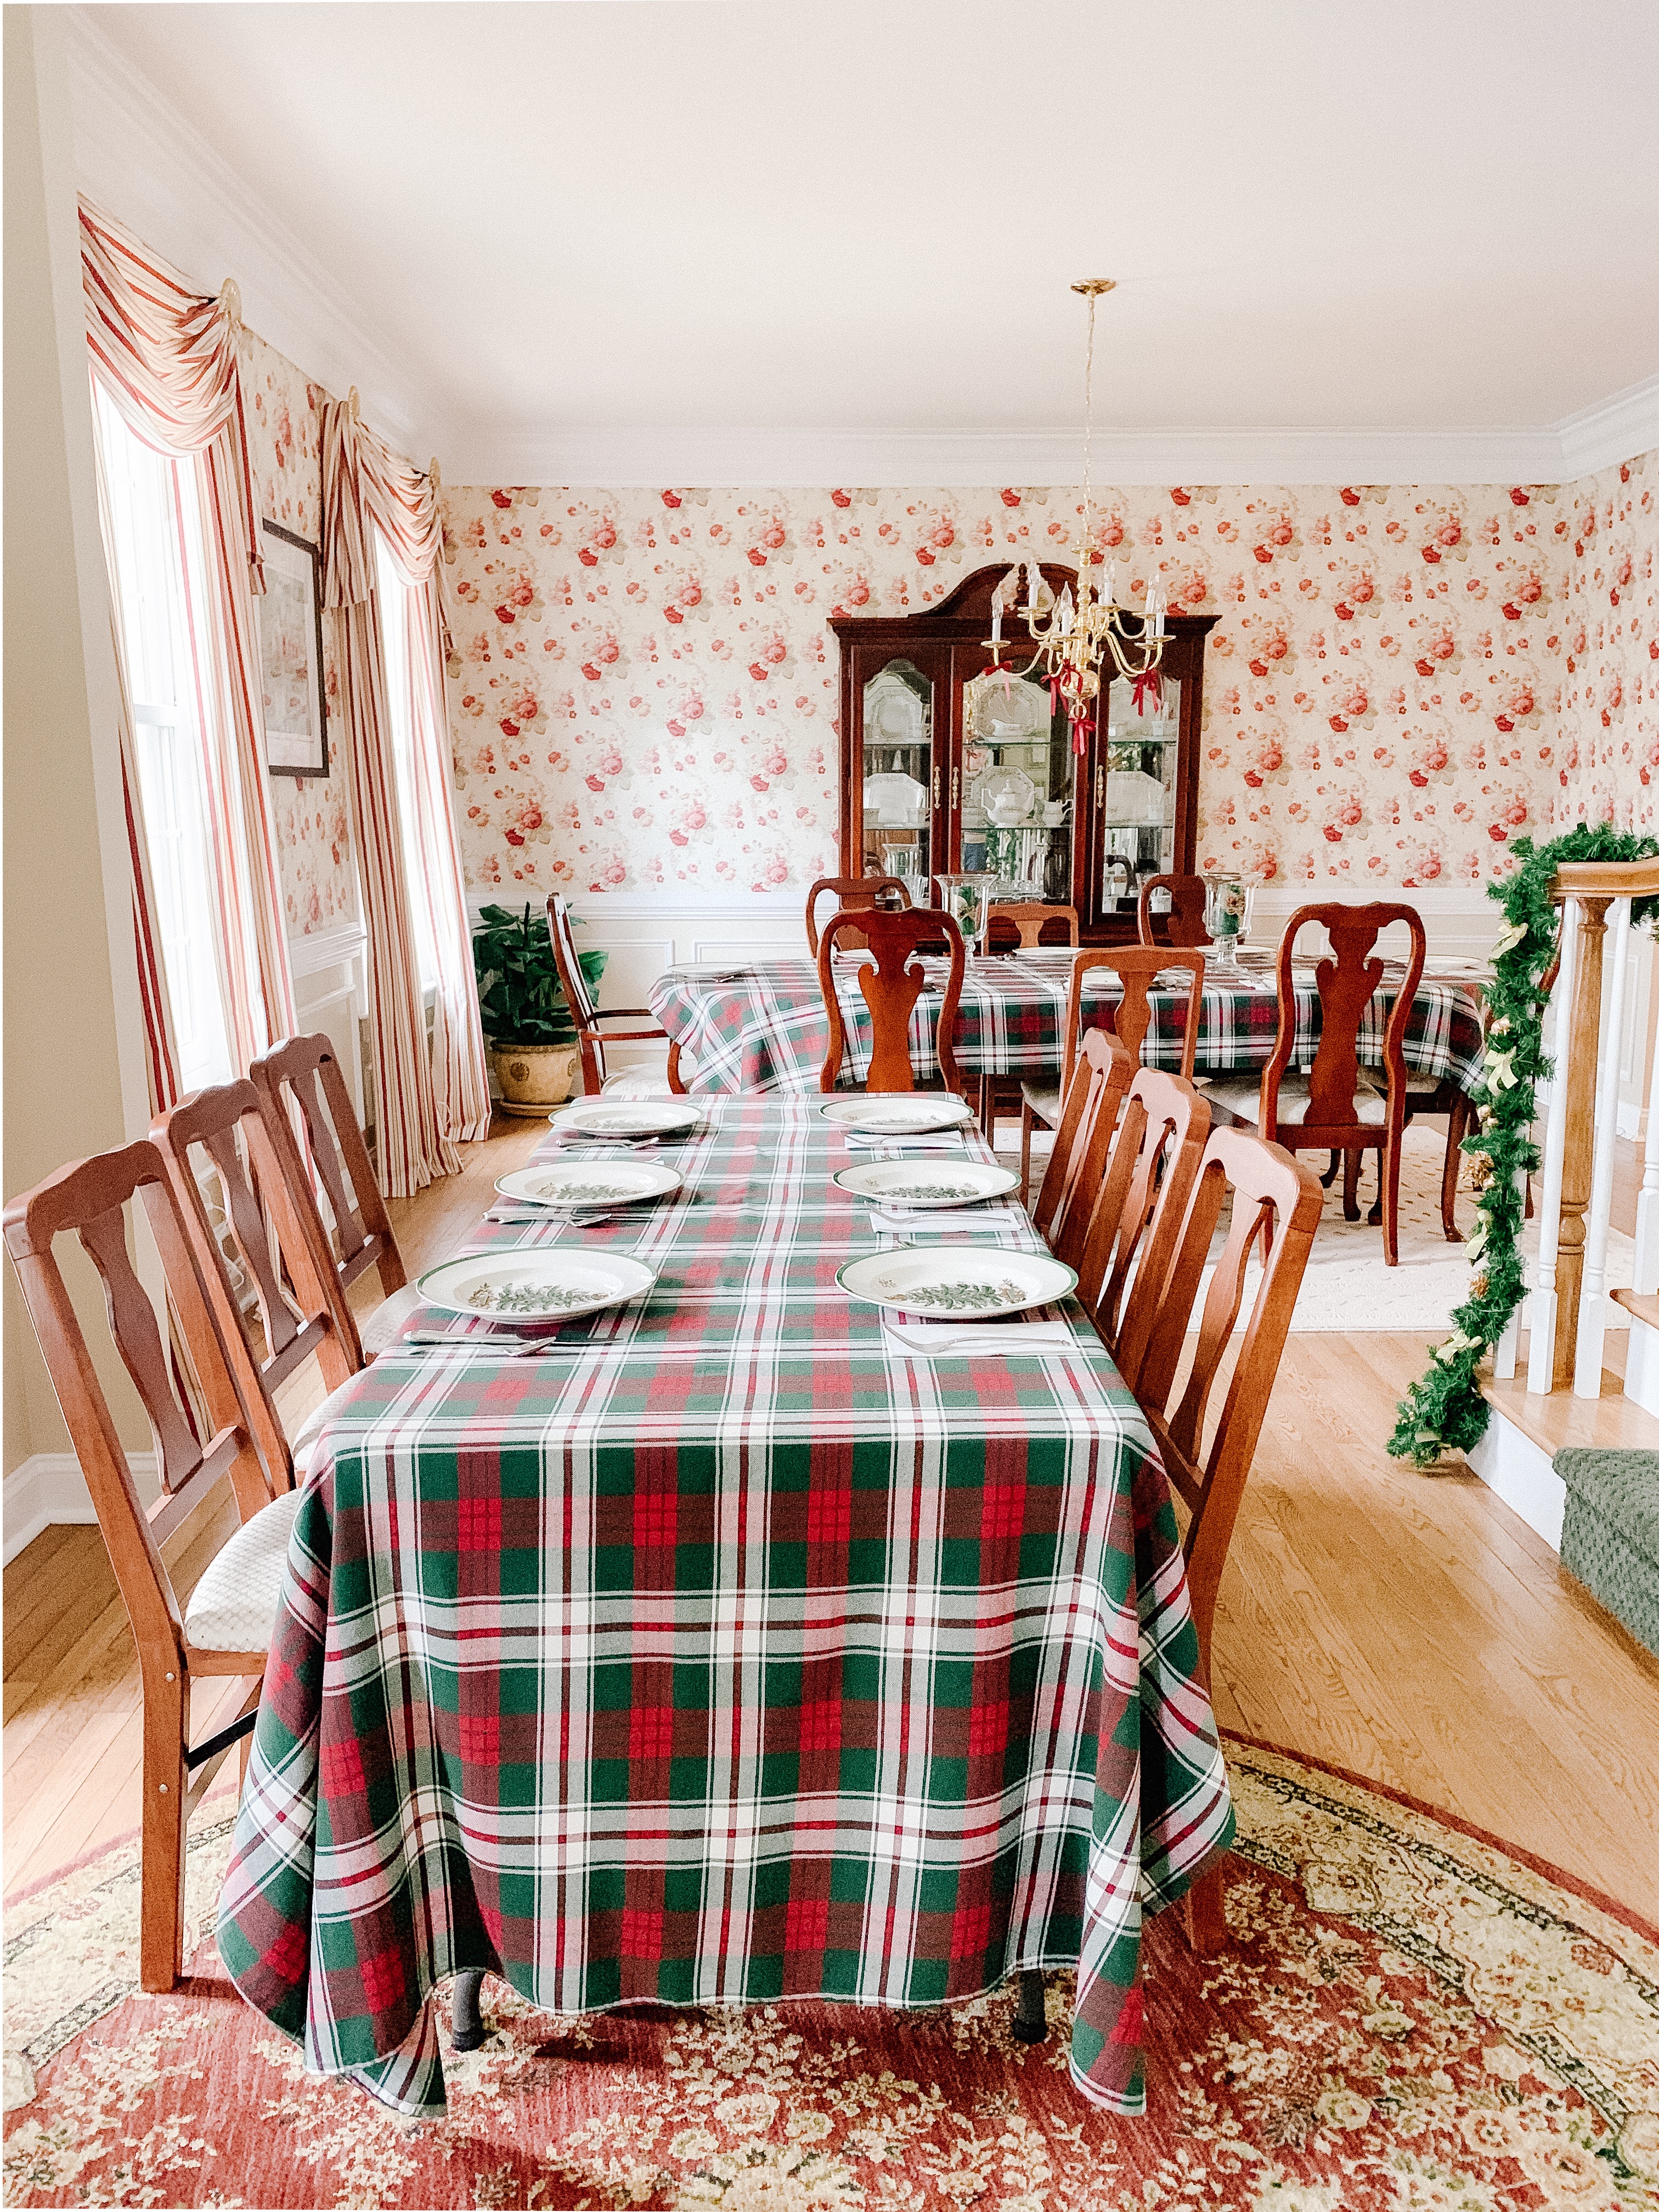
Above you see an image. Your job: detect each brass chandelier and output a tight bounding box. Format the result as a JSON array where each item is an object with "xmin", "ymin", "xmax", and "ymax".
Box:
[{"xmin": 1009, "ymin": 279, "xmax": 1167, "ymax": 751}]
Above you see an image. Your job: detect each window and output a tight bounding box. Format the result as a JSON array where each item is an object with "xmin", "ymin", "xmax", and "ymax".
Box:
[
  {"xmin": 375, "ymin": 531, "xmax": 439, "ymax": 994},
  {"xmin": 94, "ymin": 384, "xmax": 236, "ymax": 1093}
]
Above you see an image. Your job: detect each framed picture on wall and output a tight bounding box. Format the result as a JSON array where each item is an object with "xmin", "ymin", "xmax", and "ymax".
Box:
[{"xmin": 259, "ymin": 519, "xmax": 329, "ymax": 777}]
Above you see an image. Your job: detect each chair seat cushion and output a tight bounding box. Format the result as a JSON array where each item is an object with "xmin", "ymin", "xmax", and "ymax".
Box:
[
  {"xmin": 1021, "ymin": 1084, "xmax": 1062, "ymax": 1125},
  {"xmin": 287, "ymin": 1372, "xmax": 366, "ymax": 1480},
  {"xmin": 357, "ymin": 1282, "xmax": 423, "ymax": 1360},
  {"xmin": 600, "ymin": 1070, "xmax": 681, "ymax": 1101},
  {"xmin": 183, "ymin": 1489, "xmax": 301, "ymax": 1654},
  {"xmin": 1207, "ymin": 1071, "xmax": 1389, "ymax": 1128}
]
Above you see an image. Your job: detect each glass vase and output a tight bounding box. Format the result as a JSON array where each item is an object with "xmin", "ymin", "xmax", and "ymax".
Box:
[{"xmin": 1203, "ymin": 877, "xmax": 1255, "ymax": 971}]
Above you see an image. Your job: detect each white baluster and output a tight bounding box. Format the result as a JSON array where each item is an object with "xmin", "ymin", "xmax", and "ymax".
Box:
[
  {"xmin": 1575, "ymin": 896, "xmax": 1633, "ymax": 1395},
  {"xmin": 1636, "ymin": 963, "xmax": 1659, "ymax": 1297},
  {"xmin": 1527, "ymin": 900, "xmax": 1579, "ymax": 1393}
]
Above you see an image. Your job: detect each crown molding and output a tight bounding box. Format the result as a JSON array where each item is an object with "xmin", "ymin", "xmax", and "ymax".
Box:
[
  {"xmin": 437, "ymin": 421, "xmax": 1583, "ymax": 493},
  {"xmin": 1554, "ymin": 375, "xmax": 1659, "ymax": 480},
  {"xmin": 62, "ymin": 7, "xmax": 429, "ymax": 456}
]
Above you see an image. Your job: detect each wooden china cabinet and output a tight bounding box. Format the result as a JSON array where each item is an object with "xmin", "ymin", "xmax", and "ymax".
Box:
[{"xmin": 830, "ymin": 564, "xmax": 1218, "ymax": 942}]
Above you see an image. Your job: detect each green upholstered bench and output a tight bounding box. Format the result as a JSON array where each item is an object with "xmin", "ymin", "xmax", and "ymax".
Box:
[{"xmin": 1554, "ymin": 1448, "xmax": 1659, "ymax": 1658}]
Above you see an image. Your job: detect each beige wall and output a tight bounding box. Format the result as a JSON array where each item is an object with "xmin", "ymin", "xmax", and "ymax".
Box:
[{"xmin": 4, "ymin": 8, "xmax": 151, "ymax": 1477}]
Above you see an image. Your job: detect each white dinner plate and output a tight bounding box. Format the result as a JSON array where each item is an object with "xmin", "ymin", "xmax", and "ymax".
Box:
[
  {"xmin": 834, "ymin": 1160, "xmax": 1019, "ymax": 1209},
  {"xmin": 836, "ymin": 1246, "xmax": 1075, "ymax": 1322},
  {"xmin": 819, "ymin": 1096, "xmax": 977, "ymax": 1134},
  {"xmin": 494, "ymin": 1162, "xmax": 682, "ymax": 1209},
  {"xmin": 549, "ymin": 1100, "xmax": 703, "ymax": 1139},
  {"xmin": 416, "ymin": 1249, "xmax": 658, "ymax": 1323}
]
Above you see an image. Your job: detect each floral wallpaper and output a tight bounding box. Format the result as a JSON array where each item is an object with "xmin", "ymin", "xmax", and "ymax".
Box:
[
  {"xmin": 1551, "ymin": 446, "xmax": 1658, "ymax": 834},
  {"xmin": 239, "ymin": 326, "xmax": 357, "ymax": 937},
  {"xmin": 434, "ymin": 475, "xmax": 1638, "ymax": 898}
]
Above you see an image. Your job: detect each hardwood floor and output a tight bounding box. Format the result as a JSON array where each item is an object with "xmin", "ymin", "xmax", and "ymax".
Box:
[{"xmin": 6, "ymin": 1114, "xmax": 1657, "ymax": 1917}]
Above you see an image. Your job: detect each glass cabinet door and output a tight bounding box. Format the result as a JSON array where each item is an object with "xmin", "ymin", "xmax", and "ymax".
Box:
[
  {"xmin": 1099, "ymin": 670, "xmax": 1182, "ymax": 916},
  {"xmin": 960, "ymin": 668, "xmax": 1076, "ymax": 903},
  {"xmin": 860, "ymin": 657, "xmax": 937, "ymax": 897}
]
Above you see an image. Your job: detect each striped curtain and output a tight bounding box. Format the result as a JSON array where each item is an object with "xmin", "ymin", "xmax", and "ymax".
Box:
[
  {"xmin": 322, "ymin": 400, "xmax": 488, "ymax": 1193},
  {"xmin": 81, "ymin": 196, "xmax": 297, "ymax": 1069}
]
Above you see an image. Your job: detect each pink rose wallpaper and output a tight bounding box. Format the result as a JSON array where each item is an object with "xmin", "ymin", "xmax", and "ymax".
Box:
[
  {"xmin": 437, "ymin": 465, "xmax": 1657, "ymax": 900},
  {"xmin": 240, "ymin": 327, "xmax": 359, "ymax": 936},
  {"xmin": 1554, "ymin": 448, "xmax": 1658, "ymax": 833}
]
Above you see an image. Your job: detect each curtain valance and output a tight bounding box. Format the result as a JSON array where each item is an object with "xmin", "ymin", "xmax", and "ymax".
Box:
[{"xmin": 80, "ymin": 198, "xmax": 266, "ymax": 595}]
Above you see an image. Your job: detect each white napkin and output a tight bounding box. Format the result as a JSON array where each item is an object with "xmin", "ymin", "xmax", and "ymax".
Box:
[
  {"xmin": 869, "ymin": 1205, "xmax": 1022, "ymax": 1233},
  {"xmin": 883, "ymin": 1318, "xmax": 1077, "ymax": 1355}
]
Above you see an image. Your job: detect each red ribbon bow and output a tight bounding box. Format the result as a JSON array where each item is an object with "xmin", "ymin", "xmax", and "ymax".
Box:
[{"xmin": 1131, "ymin": 670, "xmax": 1163, "ymax": 714}]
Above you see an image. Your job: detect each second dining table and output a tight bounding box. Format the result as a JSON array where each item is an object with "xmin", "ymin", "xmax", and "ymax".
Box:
[
  {"xmin": 650, "ymin": 950, "xmax": 1488, "ymax": 1098},
  {"xmin": 217, "ymin": 1097, "xmax": 1233, "ymax": 2123}
]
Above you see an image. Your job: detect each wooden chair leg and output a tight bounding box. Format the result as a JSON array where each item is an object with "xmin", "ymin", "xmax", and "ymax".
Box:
[
  {"xmin": 1382, "ymin": 1129, "xmax": 1402, "ymax": 1265},
  {"xmin": 667, "ymin": 1041, "xmax": 685, "ymax": 1097},
  {"xmin": 140, "ymin": 1674, "xmax": 189, "ymax": 1993},
  {"xmin": 1010, "ymin": 1968, "xmax": 1048, "ymax": 2043},
  {"xmin": 1181, "ymin": 1858, "xmax": 1229, "ymax": 1956},
  {"xmin": 1341, "ymin": 1147, "xmax": 1361, "ymax": 1222},
  {"xmin": 1441, "ymin": 1094, "xmax": 1469, "ymax": 1242},
  {"xmin": 1019, "ymin": 1103, "xmax": 1035, "ymax": 1201}
]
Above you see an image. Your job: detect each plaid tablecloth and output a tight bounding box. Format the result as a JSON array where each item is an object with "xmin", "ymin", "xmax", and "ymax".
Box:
[
  {"xmin": 218, "ymin": 1100, "xmax": 1233, "ymax": 2121},
  {"xmin": 651, "ymin": 955, "xmax": 1486, "ymax": 1097}
]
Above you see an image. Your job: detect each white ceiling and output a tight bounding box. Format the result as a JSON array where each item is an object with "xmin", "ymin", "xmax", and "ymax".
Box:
[{"xmin": 66, "ymin": 0, "xmax": 1659, "ymax": 485}]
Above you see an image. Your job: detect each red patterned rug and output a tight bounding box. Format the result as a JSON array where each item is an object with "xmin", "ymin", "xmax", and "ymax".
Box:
[{"xmin": 5, "ymin": 1740, "xmax": 1656, "ymax": 2209}]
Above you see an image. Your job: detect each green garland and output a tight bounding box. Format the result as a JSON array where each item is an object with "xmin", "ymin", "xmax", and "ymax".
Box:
[{"xmin": 1388, "ymin": 825, "xmax": 1659, "ymax": 1468}]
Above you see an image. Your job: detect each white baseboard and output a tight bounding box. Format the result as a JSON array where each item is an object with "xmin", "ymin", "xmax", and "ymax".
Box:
[
  {"xmin": 3, "ymin": 1451, "xmax": 155, "ymax": 1566},
  {"xmin": 1465, "ymin": 1412, "xmax": 1565, "ymax": 1551},
  {"xmin": 1625, "ymin": 1310, "xmax": 1659, "ymax": 1421}
]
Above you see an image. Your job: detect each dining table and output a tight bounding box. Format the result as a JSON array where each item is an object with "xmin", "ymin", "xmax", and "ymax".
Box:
[
  {"xmin": 216, "ymin": 1096, "xmax": 1234, "ymax": 2123},
  {"xmin": 648, "ymin": 950, "xmax": 1488, "ymax": 1098}
]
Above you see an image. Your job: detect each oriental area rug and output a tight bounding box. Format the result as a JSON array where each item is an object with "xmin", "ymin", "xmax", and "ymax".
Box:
[{"xmin": 5, "ymin": 1741, "xmax": 1656, "ymax": 2211}]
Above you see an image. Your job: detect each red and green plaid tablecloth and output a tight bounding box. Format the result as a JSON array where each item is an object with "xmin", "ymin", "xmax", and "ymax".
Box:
[
  {"xmin": 217, "ymin": 1099, "xmax": 1233, "ymax": 2121},
  {"xmin": 650, "ymin": 955, "xmax": 1486, "ymax": 1096}
]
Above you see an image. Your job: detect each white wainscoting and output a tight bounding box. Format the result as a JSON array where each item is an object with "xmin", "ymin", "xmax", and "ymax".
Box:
[
  {"xmin": 470, "ymin": 891, "xmax": 806, "ymax": 1087},
  {"xmin": 1248, "ymin": 885, "xmax": 1504, "ymax": 962},
  {"xmin": 288, "ymin": 921, "xmax": 369, "ymax": 1121}
]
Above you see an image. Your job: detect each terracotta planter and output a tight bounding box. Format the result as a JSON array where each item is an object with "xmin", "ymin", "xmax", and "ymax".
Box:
[{"xmin": 488, "ymin": 1042, "xmax": 580, "ymax": 1115}]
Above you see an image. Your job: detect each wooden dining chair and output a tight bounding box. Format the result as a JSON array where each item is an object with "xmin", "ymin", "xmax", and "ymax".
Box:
[
  {"xmin": 4, "ymin": 1142, "xmax": 300, "ymax": 1991},
  {"xmin": 1030, "ymin": 1028, "xmax": 1136, "ymax": 1267},
  {"xmin": 1127, "ymin": 1126, "xmax": 1322, "ymax": 1951},
  {"xmin": 249, "ymin": 1033, "xmax": 416, "ymax": 1359},
  {"xmin": 1204, "ymin": 903, "xmax": 1425, "ymax": 1265},
  {"xmin": 817, "ymin": 906, "xmax": 966, "ymax": 1094},
  {"xmin": 1137, "ymin": 872, "xmax": 1214, "ymax": 949},
  {"xmin": 151, "ymin": 1080, "xmax": 363, "ymax": 1479},
  {"xmin": 804, "ymin": 873, "xmax": 910, "ymax": 957},
  {"xmin": 1019, "ymin": 947, "xmax": 1205, "ymax": 1200},
  {"xmin": 546, "ymin": 892, "xmax": 687, "ymax": 1099},
  {"xmin": 1074, "ymin": 1068, "xmax": 1212, "ymax": 1377},
  {"xmin": 983, "ymin": 901, "xmax": 1079, "ymax": 953}
]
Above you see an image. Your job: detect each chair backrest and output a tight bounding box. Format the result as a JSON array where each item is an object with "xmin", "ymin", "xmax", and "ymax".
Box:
[
  {"xmin": 1032, "ymin": 1028, "xmax": 1136, "ymax": 1260},
  {"xmin": 1138, "ymin": 872, "xmax": 1214, "ymax": 949},
  {"xmin": 805, "ymin": 874, "xmax": 910, "ymax": 957},
  {"xmin": 151, "ymin": 1081, "xmax": 361, "ymax": 1479},
  {"xmin": 1132, "ymin": 1127, "xmax": 1322, "ymax": 1657},
  {"xmin": 984, "ymin": 901, "xmax": 1079, "ymax": 953},
  {"xmin": 1066, "ymin": 946, "xmax": 1205, "ymax": 1085},
  {"xmin": 248, "ymin": 1033, "xmax": 407, "ymax": 1320},
  {"xmin": 4, "ymin": 1141, "xmax": 281, "ymax": 1671},
  {"xmin": 1260, "ymin": 902, "xmax": 1426, "ymax": 1139},
  {"xmin": 817, "ymin": 906, "xmax": 965, "ymax": 1094},
  {"xmin": 1075, "ymin": 1068, "xmax": 1211, "ymax": 1368},
  {"xmin": 545, "ymin": 891, "xmax": 602, "ymax": 1030}
]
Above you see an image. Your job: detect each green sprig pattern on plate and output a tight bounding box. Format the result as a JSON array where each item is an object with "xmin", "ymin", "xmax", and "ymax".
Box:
[
  {"xmin": 899, "ymin": 1279, "xmax": 1028, "ymax": 1313},
  {"xmin": 465, "ymin": 1282, "xmax": 596, "ymax": 1314}
]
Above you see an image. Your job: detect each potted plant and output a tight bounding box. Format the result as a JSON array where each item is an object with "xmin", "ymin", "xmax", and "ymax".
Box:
[{"xmin": 471, "ymin": 902, "xmax": 608, "ymax": 1114}]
